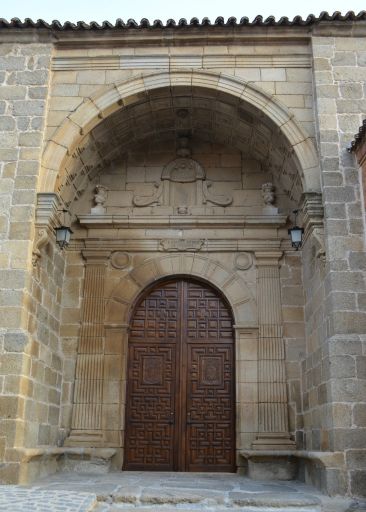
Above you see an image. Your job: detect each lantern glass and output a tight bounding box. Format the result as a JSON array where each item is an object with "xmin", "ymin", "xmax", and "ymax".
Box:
[
  {"xmin": 288, "ymin": 226, "xmax": 304, "ymax": 250},
  {"xmin": 55, "ymin": 226, "xmax": 72, "ymax": 249}
]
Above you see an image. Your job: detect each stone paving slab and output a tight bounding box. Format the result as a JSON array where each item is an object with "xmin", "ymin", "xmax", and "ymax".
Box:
[{"xmin": 0, "ymin": 471, "xmax": 359, "ymax": 512}]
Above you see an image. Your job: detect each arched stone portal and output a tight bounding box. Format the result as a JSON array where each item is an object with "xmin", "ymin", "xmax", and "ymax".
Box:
[
  {"xmin": 37, "ymin": 68, "xmax": 308, "ymax": 471},
  {"xmin": 39, "ymin": 70, "xmax": 321, "ymax": 197},
  {"xmin": 65, "ymin": 251, "xmax": 295, "ymax": 468}
]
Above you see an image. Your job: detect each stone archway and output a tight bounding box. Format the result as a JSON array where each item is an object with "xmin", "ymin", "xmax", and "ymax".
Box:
[
  {"xmin": 65, "ymin": 251, "xmax": 295, "ymax": 468},
  {"xmin": 56, "ymin": 67, "xmax": 306, "ymax": 468},
  {"xmin": 40, "ymin": 70, "xmax": 321, "ymax": 196}
]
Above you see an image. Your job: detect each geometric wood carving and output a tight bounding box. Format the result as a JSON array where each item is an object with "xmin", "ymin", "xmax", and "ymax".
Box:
[{"xmin": 124, "ymin": 279, "xmax": 235, "ymax": 471}]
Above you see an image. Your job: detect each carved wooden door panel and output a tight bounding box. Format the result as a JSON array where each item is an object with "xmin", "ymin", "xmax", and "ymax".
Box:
[
  {"xmin": 124, "ymin": 279, "xmax": 235, "ymax": 472},
  {"xmin": 184, "ymin": 282, "xmax": 235, "ymax": 472}
]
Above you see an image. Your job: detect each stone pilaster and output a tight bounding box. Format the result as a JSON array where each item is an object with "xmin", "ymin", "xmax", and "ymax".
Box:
[
  {"xmin": 252, "ymin": 251, "xmax": 296, "ymax": 450},
  {"xmin": 66, "ymin": 250, "xmax": 110, "ymax": 446}
]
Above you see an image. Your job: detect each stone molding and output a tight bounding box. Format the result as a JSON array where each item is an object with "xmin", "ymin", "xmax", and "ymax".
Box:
[
  {"xmin": 40, "ymin": 70, "xmax": 320, "ymax": 195},
  {"xmin": 300, "ymin": 192, "xmax": 325, "ymax": 261},
  {"xmin": 77, "ymin": 214, "xmax": 288, "ymax": 228},
  {"xmin": 32, "ymin": 193, "xmax": 62, "ymax": 267},
  {"xmin": 106, "ymin": 253, "xmax": 257, "ymax": 325},
  {"xmin": 52, "ymin": 53, "xmax": 312, "ymax": 71},
  {"xmin": 254, "ymin": 251, "xmax": 283, "ymax": 267},
  {"xmin": 35, "ymin": 193, "xmax": 61, "ymax": 229},
  {"xmin": 74, "ymin": 238, "xmax": 283, "ymax": 253},
  {"xmin": 81, "ymin": 250, "xmax": 110, "ymax": 265}
]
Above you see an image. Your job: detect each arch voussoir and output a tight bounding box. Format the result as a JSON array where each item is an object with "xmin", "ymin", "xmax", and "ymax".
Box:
[
  {"xmin": 40, "ymin": 69, "xmax": 321, "ymax": 195},
  {"xmin": 106, "ymin": 254, "xmax": 257, "ymax": 326}
]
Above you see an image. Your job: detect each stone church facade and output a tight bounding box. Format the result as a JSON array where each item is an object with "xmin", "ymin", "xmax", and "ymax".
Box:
[{"xmin": 0, "ymin": 12, "xmax": 365, "ymax": 497}]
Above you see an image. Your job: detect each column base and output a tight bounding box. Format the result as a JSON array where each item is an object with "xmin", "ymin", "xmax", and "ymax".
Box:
[
  {"xmin": 64, "ymin": 430, "xmax": 104, "ymax": 447},
  {"xmin": 252, "ymin": 433, "xmax": 297, "ymax": 450}
]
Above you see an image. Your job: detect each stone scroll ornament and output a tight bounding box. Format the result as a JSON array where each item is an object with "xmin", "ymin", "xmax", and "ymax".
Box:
[
  {"xmin": 132, "ymin": 182, "xmax": 163, "ymax": 207},
  {"xmin": 132, "ymin": 137, "xmax": 233, "ymax": 208},
  {"xmin": 202, "ymin": 180, "xmax": 232, "ymax": 206}
]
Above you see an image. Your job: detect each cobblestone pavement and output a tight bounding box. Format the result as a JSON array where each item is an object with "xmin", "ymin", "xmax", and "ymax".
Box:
[
  {"xmin": 0, "ymin": 485, "xmax": 96, "ymax": 511},
  {"xmin": 0, "ymin": 472, "xmax": 361, "ymax": 511}
]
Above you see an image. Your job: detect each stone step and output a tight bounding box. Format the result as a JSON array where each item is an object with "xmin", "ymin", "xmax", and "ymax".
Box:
[
  {"xmin": 102, "ymin": 487, "xmax": 321, "ymax": 511},
  {"xmin": 96, "ymin": 505, "xmax": 321, "ymax": 512},
  {"xmin": 99, "ymin": 508, "xmax": 320, "ymax": 512}
]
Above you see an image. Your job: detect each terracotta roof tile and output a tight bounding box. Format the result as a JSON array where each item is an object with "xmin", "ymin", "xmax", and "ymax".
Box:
[
  {"xmin": 349, "ymin": 120, "xmax": 366, "ymax": 152},
  {"xmin": 0, "ymin": 11, "xmax": 365, "ymax": 30}
]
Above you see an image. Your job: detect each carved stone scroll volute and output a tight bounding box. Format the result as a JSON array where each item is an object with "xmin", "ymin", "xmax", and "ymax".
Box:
[
  {"xmin": 132, "ymin": 155, "xmax": 233, "ymax": 209},
  {"xmin": 132, "ymin": 182, "xmax": 163, "ymax": 207}
]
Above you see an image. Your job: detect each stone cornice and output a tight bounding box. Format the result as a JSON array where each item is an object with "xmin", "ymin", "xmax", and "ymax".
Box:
[
  {"xmin": 254, "ymin": 250, "xmax": 283, "ymax": 267},
  {"xmin": 300, "ymin": 192, "xmax": 324, "ymax": 236},
  {"xmin": 52, "ymin": 53, "xmax": 311, "ymax": 71},
  {"xmin": 77, "ymin": 214, "xmax": 288, "ymax": 229},
  {"xmin": 35, "ymin": 193, "xmax": 61, "ymax": 229},
  {"xmin": 300, "ymin": 192, "xmax": 325, "ymax": 261},
  {"xmin": 68, "ymin": 238, "xmax": 284, "ymax": 252},
  {"xmin": 81, "ymin": 249, "xmax": 111, "ymax": 264}
]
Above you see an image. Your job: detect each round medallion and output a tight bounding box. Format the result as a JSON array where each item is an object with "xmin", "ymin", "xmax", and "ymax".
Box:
[
  {"xmin": 235, "ymin": 252, "xmax": 253, "ymax": 271},
  {"xmin": 110, "ymin": 251, "xmax": 130, "ymax": 269}
]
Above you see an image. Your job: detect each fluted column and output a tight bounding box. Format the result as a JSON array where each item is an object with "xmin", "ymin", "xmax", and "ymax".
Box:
[
  {"xmin": 252, "ymin": 251, "xmax": 296, "ymax": 450},
  {"xmin": 66, "ymin": 250, "xmax": 109, "ymax": 446}
]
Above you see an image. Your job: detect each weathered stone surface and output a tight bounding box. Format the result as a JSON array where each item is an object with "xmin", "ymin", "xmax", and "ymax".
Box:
[
  {"xmin": 0, "ymin": 22, "xmax": 365, "ymax": 498},
  {"xmin": 4, "ymin": 331, "xmax": 28, "ymax": 352}
]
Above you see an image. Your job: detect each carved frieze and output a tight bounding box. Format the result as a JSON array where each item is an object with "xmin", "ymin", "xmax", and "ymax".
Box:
[{"xmin": 159, "ymin": 239, "xmax": 205, "ymax": 252}]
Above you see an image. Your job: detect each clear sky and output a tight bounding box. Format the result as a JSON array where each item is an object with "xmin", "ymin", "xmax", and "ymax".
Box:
[{"xmin": 0, "ymin": 0, "xmax": 365, "ymax": 23}]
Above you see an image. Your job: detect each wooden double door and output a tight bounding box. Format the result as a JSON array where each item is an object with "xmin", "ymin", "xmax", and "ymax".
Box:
[{"xmin": 124, "ymin": 279, "xmax": 235, "ymax": 472}]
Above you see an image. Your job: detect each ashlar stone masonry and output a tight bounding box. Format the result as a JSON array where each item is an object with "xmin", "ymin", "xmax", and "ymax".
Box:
[{"xmin": 0, "ymin": 12, "xmax": 365, "ymax": 498}]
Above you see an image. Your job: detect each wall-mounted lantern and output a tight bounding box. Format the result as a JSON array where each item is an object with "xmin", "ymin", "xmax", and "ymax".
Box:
[
  {"xmin": 288, "ymin": 209, "xmax": 304, "ymax": 251},
  {"xmin": 55, "ymin": 209, "xmax": 73, "ymax": 250}
]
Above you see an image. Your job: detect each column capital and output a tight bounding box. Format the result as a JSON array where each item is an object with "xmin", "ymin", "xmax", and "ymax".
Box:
[
  {"xmin": 300, "ymin": 192, "xmax": 324, "ymax": 233},
  {"xmin": 82, "ymin": 250, "xmax": 110, "ymax": 265},
  {"xmin": 35, "ymin": 192, "xmax": 61, "ymax": 229},
  {"xmin": 255, "ymin": 251, "xmax": 283, "ymax": 267}
]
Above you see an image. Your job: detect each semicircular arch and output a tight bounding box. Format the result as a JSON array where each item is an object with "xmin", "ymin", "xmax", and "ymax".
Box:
[
  {"xmin": 105, "ymin": 253, "xmax": 257, "ymax": 327},
  {"xmin": 40, "ymin": 69, "xmax": 320, "ymax": 194}
]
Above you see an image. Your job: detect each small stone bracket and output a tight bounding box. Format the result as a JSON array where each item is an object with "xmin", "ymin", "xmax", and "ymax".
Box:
[
  {"xmin": 32, "ymin": 193, "xmax": 62, "ymax": 267},
  {"xmin": 311, "ymin": 226, "xmax": 326, "ymax": 262},
  {"xmin": 32, "ymin": 228, "xmax": 49, "ymax": 267},
  {"xmin": 301, "ymin": 192, "xmax": 326, "ymax": 262}
]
